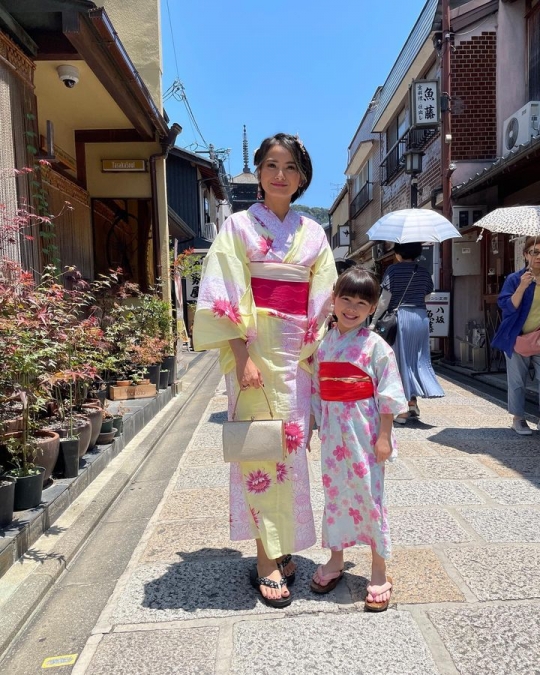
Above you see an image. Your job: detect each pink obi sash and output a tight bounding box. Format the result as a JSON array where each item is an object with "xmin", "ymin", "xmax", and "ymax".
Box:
[
  {"xmin": 249, "ymin": 262, "xmax": 310, "ymax": 316},
  {"xmin": 319, "ymin": 362, "xmax": 374, "ymax": 401}
]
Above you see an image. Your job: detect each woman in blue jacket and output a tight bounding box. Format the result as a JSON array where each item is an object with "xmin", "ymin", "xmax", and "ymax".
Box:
[{"xmin": 492, "ymin": 236, "xmax": 540, "ymax": 435}]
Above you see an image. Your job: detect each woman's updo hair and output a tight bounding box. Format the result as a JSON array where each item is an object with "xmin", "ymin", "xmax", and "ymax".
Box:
[
  {"xmin": 394, "ymin": 241, "xmax": 423, "ymax": 261},
  {"xmin": 254, "ymin": 133, "xmax": 313, "ymax": 203},
  {"xmin": 334, "ymin": 266, "xmax": 380, "ymax": 305}
]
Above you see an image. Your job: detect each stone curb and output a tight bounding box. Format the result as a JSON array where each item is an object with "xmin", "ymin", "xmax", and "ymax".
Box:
[{"xmin": 0, "ymin": 351, "xmax": 218, "ymax": 659}]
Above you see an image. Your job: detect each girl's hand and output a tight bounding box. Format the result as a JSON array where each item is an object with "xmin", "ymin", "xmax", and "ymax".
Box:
[
  {"xmin": 236, "ymin": 356, "xmax": 263, "ymax": 390},
  {"xmin": 374, "ymin": 437, "xmax": 392, "ymax": 463}
]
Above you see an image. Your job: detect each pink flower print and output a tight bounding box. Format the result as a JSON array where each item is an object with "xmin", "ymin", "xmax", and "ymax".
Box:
[
  {"xmin": 246, "ymin": 469, "xmax": 272, "ymax": 494},
  {"xmin": 359, "ymin": 352, "xmax": 370, "ymax": 367},
  {"xmin": 284, "ymin": 421, "xmax": 304, "ymax": 454},
  {"xmin": 349, "ymin": 508, "xmax": 363, "ymax": 524},
  {"xmin": 379, "ymin": 403, "xmax": 393, "ymax": 414},
  {"xmin": 322, "ymin": 474, "xmax": 332, "ymax": 488},
  {"xmin": 354, "ymin": 493, "xmax": 364, "ymax": 505},
  {"xmin": 347, "ymin": 468, "xmax": 354, "ymax": 481},
  {"xmin": 327, "ymin": 516, "xmax": 335, "ymax": 525},
  {"xmin": 333, "ymin": 444, "xmax": 352, "ymax": 462},
  {"xmin": 304, "ymin": 317, "xmax": 318, "ymax": 344},
  {"xmin": 375, "ymin": 480, "xmax": 381, "ymax": 491},
  {"xmin": 370, "ymin": 506, "xmax": 381, "ymax": 521},
  {"xmin": 368, "ymin": 454, "xmax": 376, "ymax": 467},
  {"xmin": 328, "ymin": 502, "xmax": 338, "ymax": 513},
  {"xmin": 276, "ymin": 462, "xmax": 288, "ymax": 483},
  {"xmin": 369, "ymin": 433, "xmax": 378, "ymax": 447},
  {"xmin": 328, "ymin": 486, "xmax": 339, "ymax": 500},
  {"xmin": 211, "ymin": 298, "xmax": 241, "ymax": 324},
  {"xmin": 258, "ymin": 235, "xmax": 274, "ymax": 255},
  {"xmin": 345, "ymin": 344, "xmax": 362, "ymax": 361},
  {"xmin": 250, "ymin": 507, "xmax": 260, "ymax": 527},
  {"xmin": 325, "ymin": 457, "xmax": 337, "ymax": 471},
  {"xmin": 353, "ymin": 461, "xmax": 368, "ymax": 478}
]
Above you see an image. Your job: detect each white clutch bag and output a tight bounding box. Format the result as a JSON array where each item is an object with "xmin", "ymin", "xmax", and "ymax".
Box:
[{"xmin": 222, "ymin": 388, "xmax": 285, "ymax": 463}]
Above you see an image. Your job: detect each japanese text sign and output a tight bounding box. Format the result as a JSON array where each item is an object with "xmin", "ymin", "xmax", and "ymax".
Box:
[
  {"xmin": 410, "ymin": 80, "xmax": 440, "ymax": 127},
  {"xmin": 426, "ymin": 291, "xmax": 450, "ymax": 337}
]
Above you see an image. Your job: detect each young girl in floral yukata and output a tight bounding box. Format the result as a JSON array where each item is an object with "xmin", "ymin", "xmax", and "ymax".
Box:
[
  {"xmin": 310, "ymin": 267, "xmax": 407, "ymax": 611},
  {"xmin": 193, "ymin": 133, "xmax": 336, "ymax": 608}
]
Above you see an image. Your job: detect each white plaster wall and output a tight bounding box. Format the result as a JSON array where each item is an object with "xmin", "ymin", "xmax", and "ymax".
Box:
[
  {"xmin": 102, "ymin": 0, "xmax": 163, "ymax": 108},
  {"xmin": 496, "ymin": 0, "xmax": 527, "ymax": 157}
]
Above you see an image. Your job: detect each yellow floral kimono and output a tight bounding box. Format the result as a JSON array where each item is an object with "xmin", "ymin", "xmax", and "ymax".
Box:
[{"xmin": 193, "ymin": 203, "xmax": 336, "ymax": 558}]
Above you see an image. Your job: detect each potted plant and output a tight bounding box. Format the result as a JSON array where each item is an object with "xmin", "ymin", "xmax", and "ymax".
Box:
[{"xmin": 0, "ymin": 467, "xmax": 16, "ymax": 528}]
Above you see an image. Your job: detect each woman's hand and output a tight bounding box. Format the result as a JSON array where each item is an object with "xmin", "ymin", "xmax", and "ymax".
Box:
[
  {"xmin": 229, "ymin": 338, "xmax": 263, "ymax": 390},
  {"xmin": 519, "ymin": 269, "xmax": 535, "ymax": 289},
  {"xmin": 512, "ymin": 270, "xmax": 536, "ymax": 308},
  {"xmin": 236, "ymin": 356, "xmax": 263, "ymax": 390}
]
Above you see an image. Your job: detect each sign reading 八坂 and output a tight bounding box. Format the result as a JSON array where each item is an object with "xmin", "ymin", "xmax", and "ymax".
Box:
[
  {"xmin": 410, "ymin": 79, "xmax": 440, "ymax": 127},
  {"xmin": 426, "ymin": 291, "xmax": 450, "ymax": 337}
]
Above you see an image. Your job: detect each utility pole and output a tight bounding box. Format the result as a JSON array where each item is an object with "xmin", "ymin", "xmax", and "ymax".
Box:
[{"xmin": 440, "ymin": 0, "xmax": 455, "ymax": 362}]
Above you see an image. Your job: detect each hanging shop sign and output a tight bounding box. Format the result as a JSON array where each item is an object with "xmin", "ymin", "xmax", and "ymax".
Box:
[
  {"xmin": 101, "ymin": 159, "xmax": 147, "ymax": 172},
  {"xmin": 339, "ymin": 224, "xmax": 350, "ymax": 247},
  {"xmin": 426, "ymin": 291, "xmax": 450, "ymax": 337},
  {"xmin": 410, "ymin": 79, "xmax": 440, "ymax": 127}
]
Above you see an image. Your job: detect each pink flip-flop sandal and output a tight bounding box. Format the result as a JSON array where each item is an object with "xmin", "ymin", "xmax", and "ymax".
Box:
[{"xmin": 310, "ymin": 565, "xmax": 344, "ymax": 594}]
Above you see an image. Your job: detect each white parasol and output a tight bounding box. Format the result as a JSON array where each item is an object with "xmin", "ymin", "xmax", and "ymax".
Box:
[
  {"xmin": 474, "ymin": 206, "xmax": 540, "ymax": 239},
  {"xmin": 366, "ymin": 208, "xmax": 461, "ymax": 244}
]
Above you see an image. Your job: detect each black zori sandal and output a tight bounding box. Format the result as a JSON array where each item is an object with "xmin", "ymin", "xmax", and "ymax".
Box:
[
  {"xmin": 249, "ymin": 568, "xmax": 292, "ymax": 608},
  {"xmin": 277, "ymin": 554, "xmax": 296, "ymax": 586}
]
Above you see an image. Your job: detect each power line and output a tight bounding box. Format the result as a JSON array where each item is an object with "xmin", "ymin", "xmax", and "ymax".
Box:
[
  {"xmin": 163, "ymin": 79, "xmax": 209, "ymax": 148},
  {"xmin": 165, "ymin": 0, "xmax": 180, "ymax": 79}
]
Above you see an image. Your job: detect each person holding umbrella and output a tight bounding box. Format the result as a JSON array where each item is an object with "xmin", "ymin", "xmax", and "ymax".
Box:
[
  {"xmin": 370, "ymin": 242, "xmax": 444, "ymax": 422},
  {"xmin": 491, "ymin": 236, "xmax": 540, "ymax": 435}
]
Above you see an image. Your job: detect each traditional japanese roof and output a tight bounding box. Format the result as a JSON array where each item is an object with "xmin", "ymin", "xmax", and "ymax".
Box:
[{"xmin": 453, "ymin": 133, "xmax": 540, "ymax": 198}]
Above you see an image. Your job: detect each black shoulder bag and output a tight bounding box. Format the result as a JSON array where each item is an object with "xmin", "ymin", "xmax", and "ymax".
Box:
[{"xmin": 373, "ymin": 265, "xmax": 418, "ymax": 346}]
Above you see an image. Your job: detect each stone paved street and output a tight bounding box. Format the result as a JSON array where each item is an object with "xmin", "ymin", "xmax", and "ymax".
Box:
[
  {"xmin": 68, "ymin": 368, "xmax": 540, "ymax": 675},
  {"xmin": 2, "ymin": 365, "xmax": 540, "ymax": 674}
]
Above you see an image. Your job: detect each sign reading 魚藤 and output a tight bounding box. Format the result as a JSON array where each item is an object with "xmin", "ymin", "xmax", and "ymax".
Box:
[
  {"xmin": 101, "ymin": 159, "xmax": 147, "ymax": 172},
  {"xmin": 410, "ymin": 80, "xmax": 440, "ymax": 127},
  {"xmin": 426, "ymin": 291, "xmax": 450, "ymax": 337}
]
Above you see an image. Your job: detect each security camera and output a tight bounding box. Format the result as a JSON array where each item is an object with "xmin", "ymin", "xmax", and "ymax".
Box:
[{"xmin": 57, "ymin": 65, "xmax": 79, "ymax": 88}]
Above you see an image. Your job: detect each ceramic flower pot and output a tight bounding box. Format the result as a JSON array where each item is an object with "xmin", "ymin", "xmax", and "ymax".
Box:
[
  {"xmin": 96, "ymin": 430, "xmax": 116, "ymax": 445},
  {"xmin": 80, "ymin": 405, "xmax": 104, "ymax": 451},
  {"xmin": 112, "ymin": 415, "xmax": 124, "ymax": 437},
  {"xmin": 100, "ymin": 416, "xmax": 114, "ymax": 433}
]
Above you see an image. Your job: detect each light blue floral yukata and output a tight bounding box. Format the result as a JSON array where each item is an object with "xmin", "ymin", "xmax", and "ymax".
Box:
[{"xmin": 311, "ymin": 327, "xmax": 407, "ymax": 558}]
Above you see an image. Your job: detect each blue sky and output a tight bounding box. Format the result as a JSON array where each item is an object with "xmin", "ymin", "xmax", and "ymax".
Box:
[{"xmin": 161, "ymin": 0, "xmax": 428, "ymax": 208}]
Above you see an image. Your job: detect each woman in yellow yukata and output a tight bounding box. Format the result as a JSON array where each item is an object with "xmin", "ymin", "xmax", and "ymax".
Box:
[{"xmin": 193, "ymin": 133, "xmax": 336, "ymax": 608}]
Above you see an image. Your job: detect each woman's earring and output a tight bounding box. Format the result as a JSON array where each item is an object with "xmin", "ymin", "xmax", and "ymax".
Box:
[{"xmin": 257, "ymin": 184, "xmax": 263, "ymax": 200}]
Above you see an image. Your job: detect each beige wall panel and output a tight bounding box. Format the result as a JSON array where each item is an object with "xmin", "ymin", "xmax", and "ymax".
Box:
[
  {"xmin": 85, "ymin": 143, "xmax": 159, "ymax": 197},
  {"xmin": 102, "ymin": 0, "xmax": 163, "ymax": 106}
]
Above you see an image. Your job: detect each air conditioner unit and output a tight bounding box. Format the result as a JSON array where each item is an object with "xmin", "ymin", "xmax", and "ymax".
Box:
[
  {"xmin": 502, "ymin": 101, "xmax": 540, "ymax": 157},
  {"xmin": 452, "ymin": 205, "xmax": 486, "ymax": 230}
]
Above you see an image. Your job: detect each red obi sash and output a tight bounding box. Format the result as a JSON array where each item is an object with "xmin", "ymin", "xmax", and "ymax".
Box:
[
  {"xmin": 319, "ymin": 362, "xmax": 374, "ymax": 401},
  {"xmin": 251, "ymin": 278, "xmax": 309, "ymax": 316}
]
